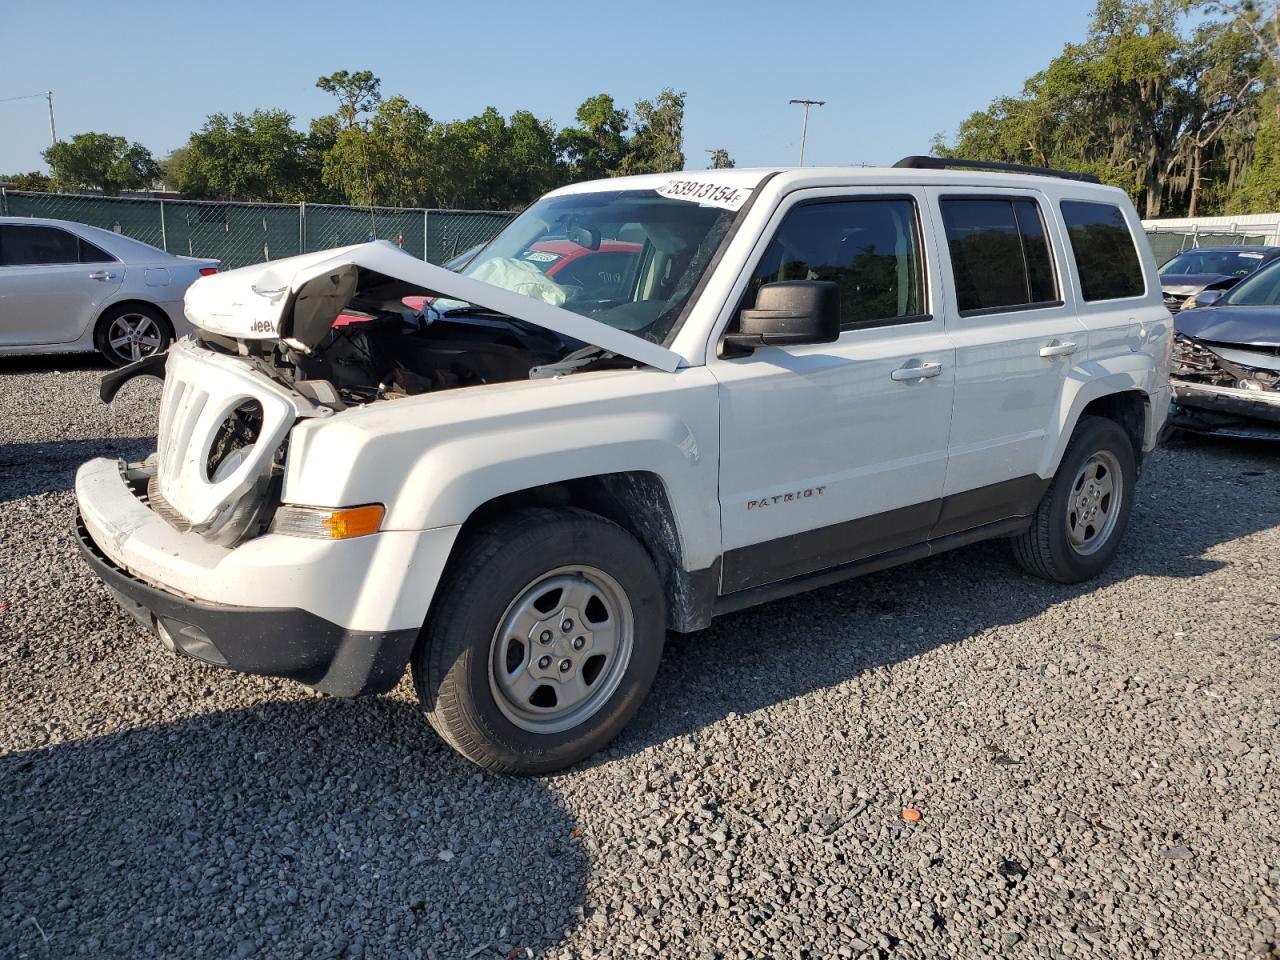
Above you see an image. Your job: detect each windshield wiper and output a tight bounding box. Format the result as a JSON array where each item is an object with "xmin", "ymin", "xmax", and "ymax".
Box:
[{"xmin": 529, "ymin": 345, "xmax": 613, "ymax": 379}]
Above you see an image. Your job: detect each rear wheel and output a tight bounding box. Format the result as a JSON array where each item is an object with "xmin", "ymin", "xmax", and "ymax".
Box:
[
  {"xmin": 412, "ymin": 508, "xmax": 666, "ymax": 774},
  {"xmin": 94, "ymin": 304, "xmax": 172, "ymax": 366},
  {"xmin": 1012, "ymin": 416, "xmax": 1136, "ymax": 583}
]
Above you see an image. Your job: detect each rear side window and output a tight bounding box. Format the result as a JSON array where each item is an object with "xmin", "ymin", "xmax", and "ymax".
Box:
[
  {"xmin": 1060, "ymin": 200, "xmax": 1144, "ymax": 301},
  {"xmin": 1, "ymin": 225, "xmax": 80, "ymax": 266},
  {"xmin": 940, "ymin": 198, "xmax": 1059, "ymax": 314},
  {"xmin": 0, "ymin": 225, "xmax": 116, "ymax": 266},
  {"xmin": 748, "ymin": 197, "xmax": 926, "ymax": 330}
]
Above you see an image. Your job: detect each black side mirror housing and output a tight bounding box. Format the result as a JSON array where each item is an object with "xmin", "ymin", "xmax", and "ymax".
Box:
[
  {"xmin": 1190, "ymin": 288, "xmax": 1225, "ymax": 309},
  {"xmin": 722, "ymin": 280, "xmax": 841, "ymax": 353}
]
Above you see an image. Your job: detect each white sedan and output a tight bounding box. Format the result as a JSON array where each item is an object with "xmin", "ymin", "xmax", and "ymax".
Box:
[{"xmin": 0, "ymin": 216, "xmax": 218, "ymax": 365}]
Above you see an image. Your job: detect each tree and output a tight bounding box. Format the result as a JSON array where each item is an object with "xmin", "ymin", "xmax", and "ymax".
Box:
[
  {"xmin": 176, "ymin": 110, "xmax": 318, "ymax": 201},
  {"xmin": 707, "ymin": 148, "xmax": 735, "ymax": 169},
  {"xmin": 322, "ymin": 96, "xmax": 436, "ymax": 207},
  {"xmin": 1229, "ymin": 91, "xmax": 1280, "ymax": 209},
  {"xmin": 316, "ymin": 70, "xmax": 383, "ymax": 130},
  {"xmin": 1, "ymin": 171, "xmax": 52, "ymax": 191},
  {"xmin": 622, "ymin": 89, "xmax": 686, "ymax": 175},
  {"xmin": 936, "ymin": 0, "xmax": 1263, "ymax": 217},
  {"xmin": 558, "ymin": 94, "xmax": 629, "ymax": 181},
  {"xmin": 42, "ymin": 133, "xmax": 160, "ymax": 195}
]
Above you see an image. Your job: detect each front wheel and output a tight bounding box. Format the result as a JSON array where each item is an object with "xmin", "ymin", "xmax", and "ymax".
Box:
[
  {"xmin": 1012, "ymin": 415, "xmax": 1137, "ymax": 584},
  {"xmin": 412, "ymin": 508, "xmax": 666, "ymax": 774}
]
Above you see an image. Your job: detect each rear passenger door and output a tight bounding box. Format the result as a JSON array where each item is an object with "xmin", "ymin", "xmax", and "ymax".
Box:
[
  {"xmin": 928, "ymin": 190, "xmax": 1087, "ymax": 534},
  {"xmin": 1056, "ymin": 198, "xmax": 1165, "ymax": 377},
  {"xmin": 711, "ymin": 190, "xmax": 955, "ymax": 593}
]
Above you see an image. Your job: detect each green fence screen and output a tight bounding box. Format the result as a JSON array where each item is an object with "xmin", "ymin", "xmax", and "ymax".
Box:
[{"xmin": 0, "ymin": 190, "xmax": 518, "ymax": 269}]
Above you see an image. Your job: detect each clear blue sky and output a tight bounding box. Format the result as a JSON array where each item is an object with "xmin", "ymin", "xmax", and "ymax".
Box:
[{"xmin": 0, "ymin": 0, "xmax": 1099, "ymax": 175}]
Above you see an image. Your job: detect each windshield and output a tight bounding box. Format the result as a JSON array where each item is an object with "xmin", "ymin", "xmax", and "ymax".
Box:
[
  {"xmin": 1223, "ymin": 258, "xmax": 1280, "ymax": 305},
  {"xmin": 452, "ymin": 189, "xmax": 740, "ymax": 345},
  {"xmin": 1160, "ymin": 249, "xmax": 1269, "ymax": 278}
]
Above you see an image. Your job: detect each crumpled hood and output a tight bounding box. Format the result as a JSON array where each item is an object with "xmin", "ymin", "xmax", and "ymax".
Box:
[
  {"xmin": 1160, "ymin": 274, "xmax": 1235, "ymax": 296},
  {"xmin": 183, "ymin": 241, "xmax": 681, "ymax": 373},
  {"xmin": 1176, "ymin": 305, "xmax": 1280, "ymax": 348}
]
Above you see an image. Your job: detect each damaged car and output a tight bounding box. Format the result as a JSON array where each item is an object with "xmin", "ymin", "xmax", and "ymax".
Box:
[
  {"xmin": 75, "ymin": 163, "xmax": 1171, "ymax": 773},
  {"xmin": 1170, "ymin": 255, "xmax": 1280, "ymax": 438},
  {"xmin": 1158, "ymin": 245, "xmax": 1280, "ymax": 313}
]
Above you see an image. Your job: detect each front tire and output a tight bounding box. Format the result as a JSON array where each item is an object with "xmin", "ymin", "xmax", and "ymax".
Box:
[
  {"xmin": 1012, "ymin": 416, "xmax": 1137, "ymax": 584},
  {"xmin": 413, "ymin": 508, "xmax": 666, "ymax": 774},
  {"xmin": 94, "ymin": 303, "xmax": 172, "ymax": 367}
]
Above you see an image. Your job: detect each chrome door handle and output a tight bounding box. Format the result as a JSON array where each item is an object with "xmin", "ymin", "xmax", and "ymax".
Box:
[
  {"xmin": 87, "ymin": 270, "xmax": 116, "ymax": 281},
  {"xmin": 890, "ymin": 361, "xmax": 943, "ymax": 382},
  {"xmin": 1039, "ymin": 340, "xmax": 1078, "ymax": 358}
]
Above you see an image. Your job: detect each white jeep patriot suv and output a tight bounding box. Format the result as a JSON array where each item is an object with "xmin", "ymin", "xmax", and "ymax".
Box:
[{"xmin": 76, "ymin": 158, "xmax": 1172, "ymax": 773}]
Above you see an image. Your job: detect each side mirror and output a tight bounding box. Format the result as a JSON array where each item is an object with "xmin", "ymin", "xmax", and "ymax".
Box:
[
  {"xmin": 722, "ymin": 281, "xmax": 841, "ymax": 353},
  {"xmin": 1191, "ymin": 288, "xmax": 1225, "ymax": 309}
]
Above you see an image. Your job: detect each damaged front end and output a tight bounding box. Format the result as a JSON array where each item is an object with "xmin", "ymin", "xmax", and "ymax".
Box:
[
  {"xmin": 1169, "ymin": 333, "xmax": 1280, "ymax": 437},
  {"xmin": 102, "ymin": 241, "xmax": 684, "ymax": 549}
]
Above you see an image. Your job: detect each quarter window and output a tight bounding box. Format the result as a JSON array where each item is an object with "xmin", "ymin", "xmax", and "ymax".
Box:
[
  {"xmin": 1060, "ymin": 200, "xmax": 1144, "ymax": 301},
  {"xmin": 940, "ymin": 198, "xmax": 1059, "ymax": 314},
  {"xmin": 747, "ymin": 198, "xmax": 926, "ymax": 330}
]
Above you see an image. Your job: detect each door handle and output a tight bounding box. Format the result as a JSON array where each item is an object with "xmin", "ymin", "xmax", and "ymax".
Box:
[
  {"xmin": 1039, "ymin": 340, "xmax": 1078, "ymax": 359},
  {"xmin": 87, "ymin": 270, "xmax": 116, "ymax": 281},
  {"xmin": 890, "ymin": 361, "xmax": 943, "ymax": 382}
]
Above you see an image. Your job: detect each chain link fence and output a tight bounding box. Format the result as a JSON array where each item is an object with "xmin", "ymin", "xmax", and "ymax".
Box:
[
  {"xmin": 1144, "ymin": 224, "xmax": 1279, "ymax": 265},
  {"xmin": 0, "ymin": 190, "xmax": 518, "ymax": 269}
]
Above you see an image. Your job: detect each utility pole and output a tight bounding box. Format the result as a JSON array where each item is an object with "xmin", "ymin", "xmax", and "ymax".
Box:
[
  {"xmin": 788, "ymin": 98, "xmax": 825, "ymax": 166},
  {"xmin": 46, "ymin": 91, "xmax": 56, "ymax": 145}
]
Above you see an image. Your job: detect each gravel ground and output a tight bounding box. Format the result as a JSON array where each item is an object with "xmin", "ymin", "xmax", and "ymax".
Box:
[{"xmin": 2, "ymin": 354, "xmax": 1278, "ymax": 960}]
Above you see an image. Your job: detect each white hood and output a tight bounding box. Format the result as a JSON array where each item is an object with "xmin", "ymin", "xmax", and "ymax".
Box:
[{"xmin": 183, "ymin": 241, "xmax": 682, "ymax": 373}]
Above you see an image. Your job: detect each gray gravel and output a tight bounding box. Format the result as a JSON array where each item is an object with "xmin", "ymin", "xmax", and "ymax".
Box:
[{"xmin": 2, "ymin": 353, "xmax": 1278, "ymax": 960}]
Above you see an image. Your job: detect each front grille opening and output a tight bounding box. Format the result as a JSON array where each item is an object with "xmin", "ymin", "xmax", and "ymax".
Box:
[{"xmin": 206, "ymin": 400, "xmax": 264, "ymax": 482}]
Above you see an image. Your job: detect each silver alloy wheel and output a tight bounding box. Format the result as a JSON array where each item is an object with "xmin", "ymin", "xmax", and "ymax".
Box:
[
  {"xmin": 1066, "ymin": 449, "xmax": 1123, "ymax": 556},
  {"xmin": 107, "ymin": 312, "xmax": 164, "ymax": 362},
  {"xmin": 489, "ymin": 564, "xmax": 635, "ymax": 734}
]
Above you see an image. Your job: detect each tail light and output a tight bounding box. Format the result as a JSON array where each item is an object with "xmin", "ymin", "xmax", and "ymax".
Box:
[{"xmin": 199, "ymin": 266, "xmax": 218, "ymax": 277}]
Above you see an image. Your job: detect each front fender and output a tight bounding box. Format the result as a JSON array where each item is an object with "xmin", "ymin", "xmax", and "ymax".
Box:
[{"xmin": 283, "ymin": 369, "xmax": 723, "ymax": 571}]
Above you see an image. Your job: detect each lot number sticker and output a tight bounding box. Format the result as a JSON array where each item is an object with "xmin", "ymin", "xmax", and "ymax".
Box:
[{"xmin": 657, "ymin": 179, "xmax": 752, "ymax": 211}]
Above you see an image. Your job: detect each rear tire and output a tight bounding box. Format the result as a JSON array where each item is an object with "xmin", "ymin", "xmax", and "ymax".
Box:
[
  {"xmin": 94, "ymin": 303, "xmax": 172, "ymax": 367},
  {"xmin": 412, "ymin": 507, "xmax": 666, "ymax": 774},
  {"xmin": 1012, "ymin": 416, "xmax": 1136, "ymax": 584}
]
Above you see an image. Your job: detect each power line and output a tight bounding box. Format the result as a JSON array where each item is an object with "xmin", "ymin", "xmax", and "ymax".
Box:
[{"xmin": 1, "ymin": 91, "xmax": 57, "ymax": 145}]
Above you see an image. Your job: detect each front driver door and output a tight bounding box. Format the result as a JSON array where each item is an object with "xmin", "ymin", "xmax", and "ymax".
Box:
[
  {"xmin": 0, "ymin": 224, "xmax": 123, "ymax": 346},
  {"xmin": 710, "ymin": 189, "xmax": 955, "ymax": 595}
]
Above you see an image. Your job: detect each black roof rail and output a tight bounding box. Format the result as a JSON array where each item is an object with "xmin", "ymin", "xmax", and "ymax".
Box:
[{"xmin": 893, "ymin": 155, "xmax": 1101, "ymax": 184}]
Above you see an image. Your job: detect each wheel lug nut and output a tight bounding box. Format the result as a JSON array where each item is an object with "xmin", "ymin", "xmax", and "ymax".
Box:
[
  {"xmin": 537, "ymin": 655, "xmax": 551, "ymax": 669},
  {"xmin": 561, "ymin": 619, "xmax": 574, "ymax": 632},
  {"xmin": 559, "ymin": 658, "xmax": 572, "ymax": 673},
  {"xmin": 539, "ymin": 630, "xmax": 552, "ymax": 644},
  {"xmin": 572, "ymin": 636, "xmax": 585, "ymax": 650}
]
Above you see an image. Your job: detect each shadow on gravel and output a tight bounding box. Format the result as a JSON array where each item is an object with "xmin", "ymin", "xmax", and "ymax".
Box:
[
  {"xmin": 0, "ymin": 698, "xmax": 587, "ymax": 960},
  {"xmin": 600, "ymin": 436, "xmax": 1280, "ymax": 766},
  {"xmin": 0, "ymin": 438, "xmax": 155, "ymax": 503}
]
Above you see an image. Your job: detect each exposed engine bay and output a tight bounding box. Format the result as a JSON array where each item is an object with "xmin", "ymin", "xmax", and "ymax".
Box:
[{"xmin": 195, "ymin": 264, "xmax": 617, "ymax": 409}]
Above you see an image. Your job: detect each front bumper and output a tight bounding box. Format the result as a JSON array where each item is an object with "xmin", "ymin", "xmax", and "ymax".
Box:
[
  {"xmin": 77, "ymin": 513, "xmax": 416, "ymax": 695},
  {"xmin": 74, "ymin": 456, "xmax": 461, "ymax": 696},
  {"xmin": 1170, "ymin": 379, "xmax": 1280, "ymax": 429}
]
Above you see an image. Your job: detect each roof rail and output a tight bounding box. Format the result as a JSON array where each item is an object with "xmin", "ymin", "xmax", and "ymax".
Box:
[{"xmin": 893, "ymin": 155, "xmax": 1101, "ymax": 184}]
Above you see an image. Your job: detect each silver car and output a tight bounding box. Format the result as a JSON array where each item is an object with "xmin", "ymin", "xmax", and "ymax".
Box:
[{"xmin": 0, "ymin": 217, "xmax": 218, "ymax": 366}]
